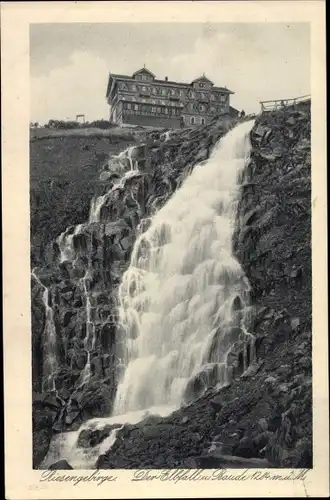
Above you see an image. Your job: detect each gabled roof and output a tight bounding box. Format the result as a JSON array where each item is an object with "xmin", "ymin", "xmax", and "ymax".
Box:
[
  {"xmin": 132, "ymin": 67, "xmax": 155, "ymax": 78},
  {"xmin": 191, "ymin": 75, "xmax": 214, "ymax": 85}
]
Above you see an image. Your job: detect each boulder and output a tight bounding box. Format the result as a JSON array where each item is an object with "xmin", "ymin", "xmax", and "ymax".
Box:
[
  {"xmin": 210, "ymin": 395, "xmax": 223, "ymax": 412},
  {"xmin": 49, "ymin": 460, "xmax": 73, "ymax": 470},
  {"xmin": 77, "ymin": 424, "xmax": 121, "ymax": 448}
]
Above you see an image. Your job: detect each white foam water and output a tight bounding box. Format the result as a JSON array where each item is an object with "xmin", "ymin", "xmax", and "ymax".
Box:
[
  {"xmin": 113, "ymin": 120, "xmax": 255, "ymax": 415},
  {"xmin": 42, "ymin": 405, "xmax": 174, "ymax": 469},
  {"xmin": 89, "ymin": 168, "xmax": 140, "ymax": 223},
  {"xmin": 31, "ymin": 269, "xmax": 57, "ymax": 392},
  {"xmin": 57, "ymin": 224, "xmax": 84, "ymax": 263}
]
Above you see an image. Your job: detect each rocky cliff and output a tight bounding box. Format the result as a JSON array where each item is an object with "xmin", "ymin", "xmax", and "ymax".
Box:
[{"xmin": 31, "ymin": 102, "xmax": 311, "ymax": 469}]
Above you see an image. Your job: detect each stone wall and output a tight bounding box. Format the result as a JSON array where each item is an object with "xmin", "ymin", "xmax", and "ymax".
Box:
[{"xmin": 122, "ymin": 112, "xmax": 182, "ymax": 129}]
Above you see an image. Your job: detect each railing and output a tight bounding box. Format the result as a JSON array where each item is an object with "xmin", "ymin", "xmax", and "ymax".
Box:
[{"xmin": 260, "ymin": 94, "xmax": 311, "ymax": 112}]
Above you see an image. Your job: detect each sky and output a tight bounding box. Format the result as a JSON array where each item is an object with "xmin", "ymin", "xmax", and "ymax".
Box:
[{"xmin": 30, "ymin": 23, "xmax": 310, "ymax": 123}]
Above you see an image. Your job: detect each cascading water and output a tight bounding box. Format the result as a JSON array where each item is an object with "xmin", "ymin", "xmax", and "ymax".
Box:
[
  {"xmin": 113, "ymin": 120, "xmax": 255, "ymax": 415},
  {"xmin": 42, "ymin": 121, "xmax": 255, "ymax": 469},
  {"xmin": 31, "ymin": 269, "xmax": 57, "ymax": 392}
]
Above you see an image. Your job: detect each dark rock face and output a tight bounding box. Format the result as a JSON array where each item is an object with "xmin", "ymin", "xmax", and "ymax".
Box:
[
  {"xmin": 32, "ymin": 393, "xmax": 56, "ymax": 468},
  {"xmin": 31, "ymin": 103, "xmax": 312, "ymax": 470}
]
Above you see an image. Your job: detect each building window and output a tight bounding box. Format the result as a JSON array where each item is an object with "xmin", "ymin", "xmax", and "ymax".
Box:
[
  {"xmin": 201, "ymin": 118, "xmax": 205, "ymax": 125},
  {"xmin": 141, "ymin": 86, "xmax": 147, "ymax": 91},
  {"xmin": 131, "ymin": 85, "xmax": 137, "ymax": 91},
  {"xmin": 220, "ymin": 94, "xmax": 227, "ymax": 103},
  {"xmin": 191, "ymin": 92, "xmax": 196, "ymax": 98},
  {"xmin": 161, "ymin": 88, "xmax": 166, "ymax": 95},
  {"xmin": 200, "ymin": 105, "xmax": 205, "ymax": 112},
  {"xmin": 127, "ymin": 103, "xmax": 132, "ymax": 110},
  {"xmin": 165, "ymin": 108, "xmax": 169, "ymax": 114},
  {"xmin": 134, "ymin": 104, "xmax": 139, "ymax": 110},
  {"xmin": 191, "ymin": 117, "xmax": 195, "ymax": 125},
  {"xmin": 152, "ymin": 106, "xmax": 156, "ymax": 112},
  {"xmin": 156, "ymin": 107, "xmax": 161, "ymax": 113},
  {"xmin": 199, "ymin": 82, "xmax": 205, "ymax": 88},
  {"xmin": 211, "ymin": 94, "xmax": 215, "ymax": 101},
  {"xmin": 152, "ymin": 88, "xmax": 156, "ymax": 94}
]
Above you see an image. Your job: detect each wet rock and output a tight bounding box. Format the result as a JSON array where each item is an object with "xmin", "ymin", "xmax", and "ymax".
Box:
[
  {"xmin": 210, "ymin": 395, "xmax": 223, "ymax": 412},
  {"xmin": 183, "ymin": 364, "xmax": 218, "ymax": 403},
  {"xmin": 258, "ymin": 418, "xmax": 268, "ymax": 431},
  {"xmin": 32, "ymin": 400, "xmax": 54, "ymax": 468},
  {"xmin": 264, "ymin": 376, "xmax": 277, "ymax": 386},
  {"xmin": 99, "ymin": 171, "xmax": 112, "ymax": 181},
  {"xmin": 290, "ymin": 317, "xmax": 300, "ymax": 330},
  {"xmin": 234, "ymin": 435, "xmax": 257, "ymax": 458},
  {"xmin": 49, "ymin": 460, "xmax": 73, "ymax": 470},
  {"xmin": 268, "ymin": 411, "xmax": 282, "ymax": 432},
  {"xmin": 241, "ymin": 361, "xmax": 263, "ymax": 379},
  {"xmin": 42, "ymin": 393, "xmax": 62, "ymax": 411},
  {"xmin": 181, "ymin": 457, "xmax": 199, "ymax": 468},
  {"xmin": 77, "ymin": 424, "xmax": 121, "ymax": 448},
  {"xmin": 253, "ymin": 431, "xmax": 272, "ymax": 451}
]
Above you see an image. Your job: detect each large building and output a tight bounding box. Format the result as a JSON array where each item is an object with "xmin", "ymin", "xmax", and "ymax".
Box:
[{"xmin": 106, "ymin": 67, "xmax": 234, "ymax": 129}]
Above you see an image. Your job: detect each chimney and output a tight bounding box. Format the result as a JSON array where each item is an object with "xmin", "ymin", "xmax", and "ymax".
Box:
[{"xmin": 165, "ymin": 76, "xmax": 168, "ymax": 81}]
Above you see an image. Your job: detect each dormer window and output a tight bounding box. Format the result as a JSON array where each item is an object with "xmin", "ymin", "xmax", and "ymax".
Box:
[{"xmin": 199, "ymin": 83, "xmax": 205, "ymax": 88}]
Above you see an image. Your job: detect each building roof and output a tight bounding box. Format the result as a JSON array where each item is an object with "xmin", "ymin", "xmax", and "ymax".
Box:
[
  {"xmin": 106, "ymin": 70, "xmax": 234, "ymax": 97},
  {"xmin": 132, "ymin": 67, "xmax": 156, "ymax": 78},
  {"xmin": 191, "ymin": 75, "xmax": 214, "ymax": 85}
]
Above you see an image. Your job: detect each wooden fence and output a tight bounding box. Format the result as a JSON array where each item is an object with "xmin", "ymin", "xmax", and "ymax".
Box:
[{"xmin": 260, "ymin": 94, "xmax": 311, "ymax": 112}]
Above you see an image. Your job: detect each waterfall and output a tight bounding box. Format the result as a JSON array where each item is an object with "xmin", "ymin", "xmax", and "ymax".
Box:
[
  {"xmin": 47, "ymin": 146, "xmax": 141, "ymax": 392},
  {"xmin": 113, "ymin": 120, "xmax": 255, "ymax": 415},
  {"xmin": 57, "ymin": 224, "xmax": 84, "ymax": 263},
  {"xmin": 41, "ymin": 121, "xmax": 256, "ymax": 470},
  {"xmin": 32, "ymin": 269, "xmax": 57, "ymax": 392}
]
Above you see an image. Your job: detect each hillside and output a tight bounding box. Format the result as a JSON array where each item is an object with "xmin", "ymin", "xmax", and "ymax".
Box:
[
  {"xmin": 31, "ymin": 103, "xmax": 311, "ymax": 470},
  {"xmin": 30, "ymin": 131, "xmax": 137, "ymax": 266}
]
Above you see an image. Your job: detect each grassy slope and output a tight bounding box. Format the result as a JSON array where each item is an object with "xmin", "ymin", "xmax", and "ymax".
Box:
[{"xmin": 30, "ymin": 134, "xmax": 135, "ymax": 267}]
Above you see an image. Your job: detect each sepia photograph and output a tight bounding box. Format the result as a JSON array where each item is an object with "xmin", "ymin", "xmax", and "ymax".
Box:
[{"xmin": 28, "ymin": 20, "xmax": 315, "ymax": 472}]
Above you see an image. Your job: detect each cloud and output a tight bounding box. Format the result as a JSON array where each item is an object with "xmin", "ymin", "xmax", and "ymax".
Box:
[
  {"xmin": 30, "ymin": 23, "xmax": 310, "ymax": 122},
  {"xmin": 31, "ymin": 51, "xmax": 109, "ymax": 123}
]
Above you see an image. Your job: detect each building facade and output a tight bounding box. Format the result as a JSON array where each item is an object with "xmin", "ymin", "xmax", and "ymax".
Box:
[{"xmin": 106, "ymin": 67, "xmax": 234, "ymax": 129}]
